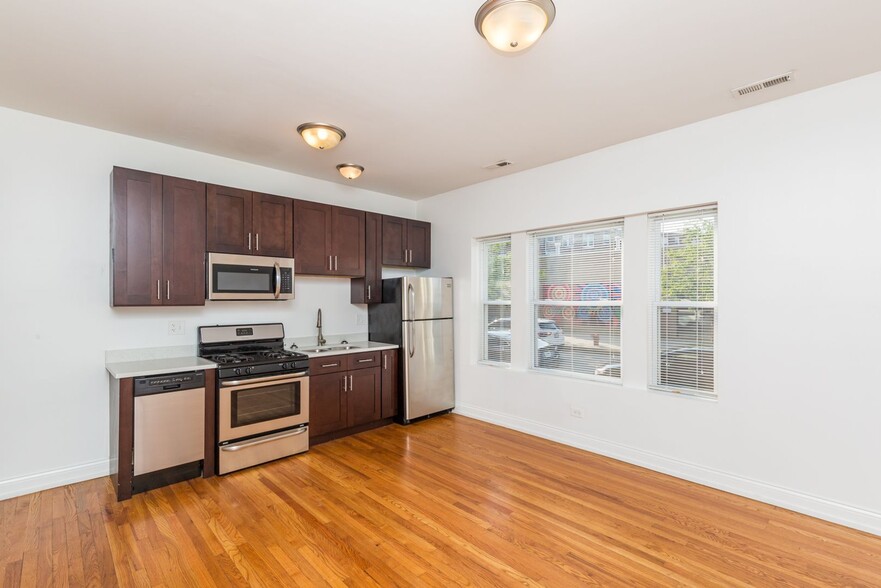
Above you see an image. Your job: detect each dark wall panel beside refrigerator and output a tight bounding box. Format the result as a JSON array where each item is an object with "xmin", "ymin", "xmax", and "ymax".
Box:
[{"xmin": 369, "ymin": 277, "xmax": 455, "ymax": 423}]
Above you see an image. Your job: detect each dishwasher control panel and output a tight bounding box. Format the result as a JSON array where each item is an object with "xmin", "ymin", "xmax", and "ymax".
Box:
[{"xmin": 135, "ymin": 371, "xmax": 205, "ymax": 395}]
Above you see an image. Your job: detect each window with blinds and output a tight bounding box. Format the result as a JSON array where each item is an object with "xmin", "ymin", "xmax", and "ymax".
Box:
[
  {"xmin": 528, "ymin": 221, "xmax": 623, "ymax": 379},
  {"xmin": 480, "ymin": 236, "xmax": 512, "ymax": 364},
  {"xmin": 649, "ymin": 206, "xmax": 717, "ymax": 397}
]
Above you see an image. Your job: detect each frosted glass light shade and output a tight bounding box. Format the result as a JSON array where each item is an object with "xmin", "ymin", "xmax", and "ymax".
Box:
[
  {"xmin": 297, "ymin": 123, "xmax": 346, "ymax": 150},
  {"xmin": 475, "ymin": 0, "xmax": 555, "ymax": 52},
  {"xmin": 336, "ymin": 164, "xmax": 364, "ymax": 180}
]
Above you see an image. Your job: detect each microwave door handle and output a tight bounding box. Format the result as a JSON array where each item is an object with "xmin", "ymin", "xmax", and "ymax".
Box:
[{"xmin": 274, "ymin": 262, "xmax": 281, "ymax": 298}]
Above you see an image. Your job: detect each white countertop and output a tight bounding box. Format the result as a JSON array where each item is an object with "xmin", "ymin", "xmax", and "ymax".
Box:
[
  {"xmin": 292, "ymin": 340, "xmax": 398, "ymax": 359},
  {"xmin": 106, "ymin": 356, "xmax": 218, "ymax": 379}
]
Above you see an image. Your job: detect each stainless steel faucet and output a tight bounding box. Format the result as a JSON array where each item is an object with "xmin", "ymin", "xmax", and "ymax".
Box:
[{"xmin": 316, "ymin": 308, "xmax": 326, "ymax": 347}]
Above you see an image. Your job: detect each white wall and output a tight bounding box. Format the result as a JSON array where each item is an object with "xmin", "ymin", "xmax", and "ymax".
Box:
[
  {"xmin": 0, "ymin": 107, "xmax": 417, "ymax": 497},
  {"xmin": 418, "ymin": 72, "xmax": 881, "ymax": 535}
]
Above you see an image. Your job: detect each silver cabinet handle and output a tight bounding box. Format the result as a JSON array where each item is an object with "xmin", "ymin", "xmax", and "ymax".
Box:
[
  {"xmin": 357, "ymin": 358, "xmax": 373, "ymax": 363},
  {"xmin": 248, "ymin": 232, "xmax": 252, "ymax": 251},
  {"xmin": 367, "ymin": 284, "xmax": 371, "ymax": 300},
  {"xmin": 274, "ymin": 262, "xmax": 281, "ymax": 298},
  {"xmin": 157, "ymin": 280, "xmax": 160, "ymax": 301},
  {"xmin": 334, "ymin": 255, "xmax": 338, "ymax": 271},
  {"xmin": 166, "ymin": 280, "xmax": 170, "ymax": 300},
  {"xmin": 221, "ymin": 428, "xmax": 306, "ymax": 452},
  {"xmin": 256, "ymin": 233, "xmax": 259, "ymax": 251},
  {"xmin": 343, "ymin": 373, "xmax": 348, "ymax": 392},
  {"xmin": 321, "ymin": 362, "xmax": 339, "ymax": 368},
  {"xmin": 349, "ymin": 374, "xmax": 353, "ymax": 390},
  {"xmin": 329, "ymin": 255, "xmax": 333, "ymax": 271},
  {"xmin": 383, "ymin": 354, "xmax": 387, "ymax": 370}
]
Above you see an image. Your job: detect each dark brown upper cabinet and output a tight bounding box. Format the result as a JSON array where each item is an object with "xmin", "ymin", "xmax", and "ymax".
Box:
[
  {"xmin": 381, "ymin": 216, "xmax": 431, "ymax": 268},
  {"xmin": 111, "ymin": 167, "xmax": 206, "ymax": 306},
  {"xmin": 206, "ymin": 185, "xmax": 293, "ymax": 258},
  {"xmin": 351, "ymin": 211, "xmax": 382, "ymax": 304},
  {"xmin": 294, "ymin": 200, "xmax": 365, "ymax": 277}
]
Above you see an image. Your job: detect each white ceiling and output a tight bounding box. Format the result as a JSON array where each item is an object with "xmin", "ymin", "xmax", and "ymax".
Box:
[{"xmin": 2, "ymin": 1, "xmax": 881, "ymax": 200}]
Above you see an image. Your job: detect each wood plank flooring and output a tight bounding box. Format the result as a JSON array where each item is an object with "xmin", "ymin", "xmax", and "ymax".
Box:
[{"xmin": 2, "ymin": 414, "xmax": 879, "ymax": 586}]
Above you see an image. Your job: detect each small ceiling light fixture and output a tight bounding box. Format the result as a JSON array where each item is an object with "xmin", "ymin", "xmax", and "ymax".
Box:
[
  {"xmin": 336, "ymin": 163, "xmax": 364, "ymax": 180},
  {"xmin": 475, "ymin": 0, "xmax": 556, "ymax": 53},
  {"xmin": 297, "ymin": 122, "xmax": 346, "ymax": 150}
]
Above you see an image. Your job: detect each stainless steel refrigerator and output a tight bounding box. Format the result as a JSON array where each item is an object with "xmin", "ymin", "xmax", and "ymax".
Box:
[{"xmin": 368, "ymin": 277, "xmax": 454, "ymax": 423}]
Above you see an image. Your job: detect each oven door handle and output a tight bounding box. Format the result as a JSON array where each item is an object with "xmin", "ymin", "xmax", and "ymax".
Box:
[
  {"xmin": 220, "ymin": 427, "xmax": 307, "ymax": 452},
  {"xmin": 220, "ymin": 371, "xmax": 308, "ymax": 387}
]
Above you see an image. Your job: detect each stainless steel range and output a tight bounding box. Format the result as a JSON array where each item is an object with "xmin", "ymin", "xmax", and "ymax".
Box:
[{"xmin": 199, "ymin": 323, "xmax": 310, "ymax": 474}]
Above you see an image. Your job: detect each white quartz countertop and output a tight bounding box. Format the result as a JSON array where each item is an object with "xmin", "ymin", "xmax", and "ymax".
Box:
[
  {"xmin": 106, "ymin": 356, "xmax": 218, "ymax": 379},
  {"xmin": 292, "ymin": 340, "xmax": 398, "ymax": 359}
]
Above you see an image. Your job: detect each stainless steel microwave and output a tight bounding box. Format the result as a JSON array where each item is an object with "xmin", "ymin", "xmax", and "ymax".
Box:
[{"xmin": 207, "ymin": 253, "xmax": 294, "ymax": 300}]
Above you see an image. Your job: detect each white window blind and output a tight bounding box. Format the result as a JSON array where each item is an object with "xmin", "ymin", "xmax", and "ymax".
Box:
[
  {"xmin": 480, "ymin": 236, "xmax": 512, "ymax": 364},
  {"xmin": 528, "ymin": 221, "xmax": 623, "ymax": 379},
  {"xmin": 649, "ymin": 206, "xmax": 717, "ymax": 397}
]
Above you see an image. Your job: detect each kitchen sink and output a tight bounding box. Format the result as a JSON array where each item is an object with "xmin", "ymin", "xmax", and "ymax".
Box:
[{"xmin": 299, "ymin": 344, "xmax": 361, "ymax": 353}]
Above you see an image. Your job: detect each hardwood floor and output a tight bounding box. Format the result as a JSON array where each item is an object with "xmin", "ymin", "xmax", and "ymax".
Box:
[{"xmin": 2, "ymin": 414, "xmax": 879, "ymax": 587}]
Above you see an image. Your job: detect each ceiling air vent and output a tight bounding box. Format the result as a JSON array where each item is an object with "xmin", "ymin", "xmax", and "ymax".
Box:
[
  {"xmin": 731, "ymin": 71, "xmax": 794, "ymax": 97},
  {"xmin": 483, "ymin": 160, "xmax": 513, "ymax": 169}
]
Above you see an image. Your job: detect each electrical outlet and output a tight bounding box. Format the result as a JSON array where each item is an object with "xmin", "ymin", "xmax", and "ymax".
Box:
[
  {"xmin": 168, "ymin": 321, "xmax": 185, "ymax": 336},
  {"xmin": 570, "ymin": 405, "xmax": 584, "ymax": 419}
]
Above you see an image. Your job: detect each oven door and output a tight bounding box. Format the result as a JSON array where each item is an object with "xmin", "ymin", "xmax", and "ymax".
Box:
[
  {"xmin": 218, "ymin": 372, "xmax": 309, "ymax": 442},
  {"xmin": 208, "ymin": 252, "xmax": 294, "ymax": 300}
]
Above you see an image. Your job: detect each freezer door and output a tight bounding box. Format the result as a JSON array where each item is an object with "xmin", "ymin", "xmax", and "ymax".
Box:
[
  {"xmin": 402, "ymin": 318, "xmax": 455, "ymax": 420},
  {"xmin": 402, "ymin": 277, "xmax": 453, "ymax": 321}
]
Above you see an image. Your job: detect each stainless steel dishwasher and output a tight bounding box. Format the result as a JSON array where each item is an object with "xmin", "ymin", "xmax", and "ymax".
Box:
[{"xmin": 132, "ymin": 371, "xmax": 205, "ymax": 493}]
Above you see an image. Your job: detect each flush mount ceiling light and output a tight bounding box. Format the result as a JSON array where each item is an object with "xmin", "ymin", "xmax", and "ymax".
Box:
[
  {"xmin": 475, "ymin": 0, "xmax": 556, "ymax": 53},
  {"xmin": 336, "ymin": 163, "xmax": 364, "ymax": 180},
  {"xmin": 296, "ymin": 122, "xmax": 346, "ymax": 150}
]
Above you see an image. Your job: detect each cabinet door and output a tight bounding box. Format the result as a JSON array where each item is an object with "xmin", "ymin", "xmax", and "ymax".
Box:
[
  {"xmin": 332, "ymin": 206, "xmax": 366, "ymax": 277},
  {"xmin": 309, "ymin": 373, "xmax": 347, "ymax": 437},
  {"xmin": 407, "ymin": 220, "xmax": 431, "ymax": 268},
  {"xmin": 351, "ymin": 211, "xmax": 382, "ymax": 304},
  {"xmin": 381, "ymin": 350, "xmax": 398, "ymax": 419},
  {"xmin": 348, "ymin": 367, "xmax": 381, "ymax": 427},
  {"xmin": 206, "ymin": 185, "xmax": 253, "ymax": 254},
  {"xmin": 111, "ymin": 167, "xmax": 163, "ymax": 306},
  {"xmin": 253, "ymin": 192, "xmax": 293, "ymax": 258},
  {"xmin": 381, "ymin": 215, "xmax": 408, "ymax": 266},
  {"xmin": 162, "ymin": 177, "xmax": 206, "ymax": 306},
  {"xmin": 293, "ymin": 200, "xmax": 333, "ymax": 275}
]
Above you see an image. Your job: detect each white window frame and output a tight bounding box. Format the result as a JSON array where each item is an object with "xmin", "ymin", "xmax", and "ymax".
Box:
[
  {"xmin": 648, "ymin": 206, "xmax": 718, "ymax": 398},
  {"xmin": 528, "ymin": 220, "xmax": 624, "ymax": 381},
  {"xmin": 479, "ymin": 236, "xmax": 512, "ymax": 365}
]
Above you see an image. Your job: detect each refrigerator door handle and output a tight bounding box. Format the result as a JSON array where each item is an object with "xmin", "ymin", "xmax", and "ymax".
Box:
[
  {"xmin": 407, "ymin": 282, "xmax": 415, "ymax": 320},
  {"xmin": 408, "ymin": 321, "xmax": 415, "ymax": 358}
]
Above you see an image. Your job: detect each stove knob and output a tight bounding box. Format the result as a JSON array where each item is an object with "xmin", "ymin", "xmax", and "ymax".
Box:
[
  {"xmin": 234, "ymin": 368, "xmax": 241, "ymax": 376},
  {"xmin": 245, "ymin": 367, "xmax": 253, "ymax": 375},
  {"xmin": 282, "ymin": 363, "xmax": 289, "ymax": 370}
]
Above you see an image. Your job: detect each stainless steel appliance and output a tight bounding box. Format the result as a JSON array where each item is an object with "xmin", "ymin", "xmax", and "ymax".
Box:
[
  {"xmin": 199, "ymin": 323, "xmax": 310, "ymax": 474},
  {"xmin": 132, "ymin": 371, "xmax": 205, "ymax": 493},
  {"xmin": 369, "ymin": 277, "xmax": 455, "ymax": 423},
  {"xmin": 207, "ymin": 252, "xmax": 294, "ymax": 300}
]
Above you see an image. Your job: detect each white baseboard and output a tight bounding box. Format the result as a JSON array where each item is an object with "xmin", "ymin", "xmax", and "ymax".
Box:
[
  {"xmin": 454, "ymin": 404, "xmax": 881, "ymax": 537},
  {"xmin": 0, "ymin": 459, "xmax": 110, "ymax": 501}
]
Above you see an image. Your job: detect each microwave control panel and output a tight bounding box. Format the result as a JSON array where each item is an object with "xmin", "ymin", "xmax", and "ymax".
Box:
[{"xmin": 280, "ymin": 268, "xmax": 293, "ymax": 293}]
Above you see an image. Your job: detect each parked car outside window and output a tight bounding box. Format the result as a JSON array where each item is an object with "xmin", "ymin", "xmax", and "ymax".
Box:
[{"xmin": 486, "ymin": 318, "xmax": 564, "ymax": 363}]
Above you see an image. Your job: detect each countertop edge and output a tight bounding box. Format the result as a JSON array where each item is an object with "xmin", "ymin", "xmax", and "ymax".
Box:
[
  {"xmin": 106, "ymin": 357, "xmax": 218, "ymax": 379},
  {"xmin": 295, "ymin": 341, "xmax": 399, "ymax": 359}
]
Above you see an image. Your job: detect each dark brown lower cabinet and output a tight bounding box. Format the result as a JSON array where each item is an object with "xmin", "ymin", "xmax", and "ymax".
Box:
[
  {"xmin": 308, "ymin": 351, "xmax": 391, "ymax": 444},
  {"xmin": 308, "ymin": 372, "xmax": 347, "ymax": 437},
  {"xmin": 381, "ymin": 349, "xmax": 398, "ymax": 419}
]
